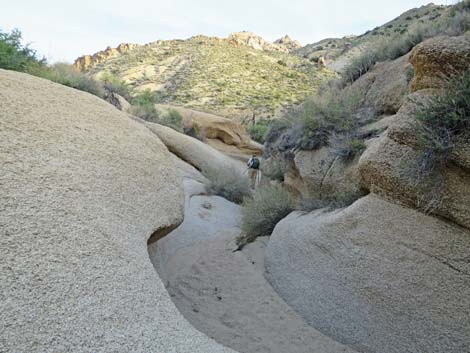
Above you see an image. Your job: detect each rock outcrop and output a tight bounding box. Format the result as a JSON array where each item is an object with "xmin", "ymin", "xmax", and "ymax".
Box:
[
  {"xmin": 354, "ymin": 53, "xmax": 412, "ymax": 115},
  {"xmin": 274, "ymin": 35, "xmax": 302, "ymax": 51},
  {"xmin": 265, "ymin": 195, "xmax": 470, "ymax": 353},
  {"xmin": 145, "ymin": 122, "xmax": 246, "ymax": 174},
  {"xmin": 157, "ymin": 104, "xmax": 262, "ymax": 160},
  {"xmin": 74, "ymin": 43, "xmax": 139, "ymax": 71},
  {"xmin": 410, "ymin": 35, "xmax": 470, "ymax": 91},
  {"xmin": 0, "ymin": 69, "xmax": 234, "ymax": 353},
  {"xmin": 359, "ymin": 35, "xmax": 470, "ymax": 229},
  {"xmin": 228, "ymin": 31, "xmax": 289, "ymax": 52}
]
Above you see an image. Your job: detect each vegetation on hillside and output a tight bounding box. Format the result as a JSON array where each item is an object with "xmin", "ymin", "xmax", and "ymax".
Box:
[
  {"xmin": 0, "ymin": 29, "xmax": 183, "ymax": 131},
  {"xmin": 342, "ymin": 2, "xmax": 470, "ymax": 82},
  {"xmin": 84, "ymin": 36, "xmax": 335, "ymax": 121}
]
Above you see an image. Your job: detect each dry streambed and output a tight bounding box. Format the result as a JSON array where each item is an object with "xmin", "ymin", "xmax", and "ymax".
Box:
[{"xmin": 148, "ymin": 178, "xmax": 355, "ymax": 353}]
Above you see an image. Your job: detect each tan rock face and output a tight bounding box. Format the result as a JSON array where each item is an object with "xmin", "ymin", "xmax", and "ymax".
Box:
[
  {"xmin": 265, "ymin": 195, "xmax": 470, "ymax": 353},
  {"xmin": 0, "ymin": 69, "xmax": 234, "ymax": 353},
  {"xmin": 358, "ymin": 94, "xmax": 470, "ymax": 229},
  {"xmin": 274, "ymin": 35, "xmax": 302, "ymax": 51},
  {"xmin": 74, "ymin": 43, "xmax": 139, "ymax": 71},
  {"xmin": 228, "ymin": 32, "xmax": 289, "ymax": 52},
  {"xmin": 289, "ymin": 148, "xmax": 361, "ymax": 197},
  {"xmin": 144, "ymin": 122, "xmax": 246, "ymax": 174},
  {"xmin": 409, "ymin": 35, "xmax": 470, "ymax": 91},
  {"xmin": 156, "ymin": 105, "xmax": 262, "ymax": 160},
  {"xmin": 356, "ymin": 54, "xmax": 411, "ymax": 115}
]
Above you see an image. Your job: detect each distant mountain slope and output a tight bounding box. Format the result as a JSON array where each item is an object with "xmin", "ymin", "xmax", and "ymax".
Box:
[
  {"xmin": 295, "ymin": 3, "xmax": 449, "ymax": 71},
  {"xmin": 75, "ymin": 33, "xmax": 334, "ymax": 121}
]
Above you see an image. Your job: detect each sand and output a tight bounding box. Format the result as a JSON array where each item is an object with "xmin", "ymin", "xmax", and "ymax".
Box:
[{"xmin": 148, "ymin": 179, "xmax": 355, "ymax": 353}]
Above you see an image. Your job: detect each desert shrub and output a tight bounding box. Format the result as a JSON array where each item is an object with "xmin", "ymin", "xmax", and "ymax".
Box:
[
  {"xmin": 203, "ymin": 167, "xmax": 251, "ymax": 204},
  {"xmin": 131, "ymin": 89, "xmax": 160, "ymax": 106},
  {"xmin": 101, "ymin": 72, "xmax": 132, "ymax": 100},
  {"xmin": 414, "ymin": 71, "xmax": 470, "ymax": 171},
  {"xmin": 160, "ymin": 109, "xmax": 183, "ymax": 132},
  {"xmin": 409, "ymin": 71, "xmax": 470, "ymax": 212},
  {"xmin": 261, "ymin": 157, "xmax": 290, "ymax": 181},
  {"xmin": 329, "ymin": 133, "xmax": 366, "ymax": 160},
  {"xmin": 130, "ymin": 103, "xmax": 160, "ymax": 122},
  {"xmin": 130, "ymin": 90, "xmax": 161, "ymax": 121},
  {"xmin": 249, "ymin": 119, "xmax": 270, "ymax": 143},
  {"xmin": 300, "ymin": 190, "xmax": 365, "ymax": 212},
  {"xmin": 0, "ymin": 29, "xmax": 45, "ymax": 72},
  {"xmin": 295, "ymin": 84, "xmax": 365, "ymax": 148},
  {"xmin": 237, "ymin": 185, "xmax": 294, "ymax": 247},
  {"xmin": 406, "ymin": 66, "xmax": 415, "ymax": 83},
  {"xmin": 37, "ymin": 63, "xmax": 104, "ymax": 97}
]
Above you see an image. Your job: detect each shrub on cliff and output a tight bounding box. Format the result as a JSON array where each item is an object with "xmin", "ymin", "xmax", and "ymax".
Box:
[
  {"xmin": 414, "ymin": 71, "xmax": 470, "ymax": 174},
  {"xmin": 343, "ymin": 2, "xmax": 470, "ymax": 83},
  {"xmin": 409, "ymin": 71, "xmax": 470, "ymax": 212}
]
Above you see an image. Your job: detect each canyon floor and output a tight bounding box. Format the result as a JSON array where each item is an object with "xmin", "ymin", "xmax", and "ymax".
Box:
[{"xmin": 148, "ymin": 178, "xmax": 355, "ymax": 353}]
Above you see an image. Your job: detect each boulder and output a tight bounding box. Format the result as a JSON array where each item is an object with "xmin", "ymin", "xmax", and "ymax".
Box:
[
  {"xmin": 409, "ymin": 35, "xmax": 470, "ymax": 92},
  {"xmin": 0, "ymin": 69, "xmax": 234, "ymax": 353},
  {"xmin": 274, "ymin": 35, "xmax": 302, "ymax": 52},
  {"xmin": 359, "ymin": 93, "xmax": 470, "ymax": 229},
  {"xmin": 353, "ymin": 53, "xmax": 411, "ymax": 115},
  {"xmin": 156, "ymin": 104, "xmax": 263, "ymax": 160},
  {"xmin": 228, "ymin": 31, "xmax": 289, "ymax": 52},
  {"xmin": 292, "ymin": 148, "xmax": 362, "ymax": 196},
  {"xmin": 145, "ymin": 122, "xmax": 246, "ymax": 174},
  {"xmin": 265, "ymin": 194, "xmax": 470, "ymax": 353}
]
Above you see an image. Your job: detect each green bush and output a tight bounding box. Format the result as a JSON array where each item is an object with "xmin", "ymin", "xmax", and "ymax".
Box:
[
  {"xmin": 203, "ymin": 167, "xmax": 251, "ymax": 204},
  {"xmin": 101, "ymin": 72, "xmax": 132, "ymax": 100},
  {"xmin": 0, "ymin": 29, "xmax": 45, "ymax": 72},
  {"xmin": 414, "ymin": 71, "xmax": 470, "ymax": 170},
  {"xmin": 130, "ymin": 90, "xmax": 161, "ymax": 122},
  {"xmin": 237, "ymin": 185, "xmax": 294, "ymax": 247},
  {"xmin": 249, "ymin": 120, "xmax": 270, "ymax": 143},
  {"xmin": 37, "ymin": 63, "xmax": 104, "ymax": 97},
  {"xmin": 410, "ymin": 71, "xmax": 470, "ymax": 212},
  {"xmin": 294, "ymin": 84, "xmax": 365, "ymax": 149},
  {"xmin": 160, "ymin": 109, "xmax": 183, "ymax": 132}
]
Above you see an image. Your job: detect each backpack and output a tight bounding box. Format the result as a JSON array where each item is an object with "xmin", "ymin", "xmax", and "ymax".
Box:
[{"xmin": 250, "ymin": 157, "xmax": 260, "ymax": 169}]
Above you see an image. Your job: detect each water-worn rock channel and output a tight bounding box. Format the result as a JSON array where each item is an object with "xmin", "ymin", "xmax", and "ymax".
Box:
[{"xmin": 148, "ymin": 178, "xmax": 355, "ymax": 353}]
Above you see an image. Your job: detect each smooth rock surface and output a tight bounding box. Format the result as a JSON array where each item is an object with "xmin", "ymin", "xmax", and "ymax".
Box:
[
  {"xmin": 265, "ymin": 195, "xmax": 470, "ymax": 353},
  {"xmin": 145, "ymin": 122, "xmax": 246, "ymax": 173},
  {"xmin": 0, "ymin": 69, "xmax": 234, "ymax": 353},
  {"xmin": 150, "ymin": 179, "xmax": 357, "ymax": 353}
]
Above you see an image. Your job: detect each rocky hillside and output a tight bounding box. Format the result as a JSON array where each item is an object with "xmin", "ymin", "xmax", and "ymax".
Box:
[
  {"xmin": 74, "ymin": 33, "xmax": 334, "ymax": 122},
  {"xmin": 295, "ymin": 3, "xmax": 449, "ymax": 71}
]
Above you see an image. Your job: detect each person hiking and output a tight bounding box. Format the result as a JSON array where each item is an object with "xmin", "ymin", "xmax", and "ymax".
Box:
[{"xmin": 247, "ymin": 155, "xmax": 260, "ymax": 189}]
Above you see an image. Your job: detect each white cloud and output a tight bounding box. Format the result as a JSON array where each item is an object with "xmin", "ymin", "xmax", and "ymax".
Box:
[{"xmin": 0, "ymin": 0, "xmax": 452, "ymax": 63}]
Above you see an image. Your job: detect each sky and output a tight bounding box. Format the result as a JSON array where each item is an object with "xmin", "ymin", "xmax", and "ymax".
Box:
[{"xmin": 0, "ymin": 0, "xmax": 454, "ymax": 63}]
